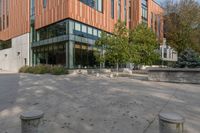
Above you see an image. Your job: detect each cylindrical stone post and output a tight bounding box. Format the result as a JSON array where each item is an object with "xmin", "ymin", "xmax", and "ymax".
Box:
[
  {"xmin": 159, "ymin": 112, "xmax": 185, "ymax": 133},
  {"xmin": 96, "ymin": 73, "xmax": 100, "ymax": 77},
  {"xmin": 110, "ymin": 73, "xmax": 114, "ymax": 78},
  {"xmin": 20, "ymin": 110, "xmax": 44, "ymax": 133}
]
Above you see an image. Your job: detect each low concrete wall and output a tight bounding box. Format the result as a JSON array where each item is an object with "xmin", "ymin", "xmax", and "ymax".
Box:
[{"xmin": 148, "ymin": 68, "xmax": 200, "ymax": 84}]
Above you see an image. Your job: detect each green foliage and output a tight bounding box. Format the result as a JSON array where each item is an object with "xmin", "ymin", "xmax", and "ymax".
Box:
[
  {"xmin": 176, "ymin": 48, "xmax": 200, "ymax": 68},
  {"xmin": 19, "ymin": 66, "xmax": 30, "ymax": 73},
  {"xmin": 50, "ymin": 66, "xmax": 69, "ymax": 75},
  {"xmin": 32, "ymin": 65, "xmax": 50, "ymax": 74},
  {"xmin": 164, "ymin": 0, "xmax": 200, "ymax": 54},
  {"xmin": 95, "ymin": 21, "xmax": 130, "ymax": 66},
  {"xmin": 129, "ymin": 24, "xmax": 160, "ymax": 65},
  {"xmin": 19, "ymin": 65, "xmax": 68, "ymax": 75},
  {"xmin": 95, "ymin": 22, "xmax": 159, "ymax": 67}
]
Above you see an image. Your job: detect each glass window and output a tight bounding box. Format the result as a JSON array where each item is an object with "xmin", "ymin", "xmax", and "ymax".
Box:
[
  {"xmin": 80, "ymin": 0, "xmax": 103, "ymax": 12},
  {"xmin": 82, "ymin": 25, "xmax": 87, "ymax": 33},
  {"xmin": 142, "ymin": 0, "xmax": 147, "ymax": 6},
  {"xmin": 75, "ymin": 22, "xmax": 81, "ymax": 31},
  {"xmin": 43, "ymin": 0, "xmax": 47, "ymax": 8},
  {"xmin": 98, "ymin": 0, "xmax": 103, "ymax": 12},
  {"xmin": 111, "ymin": 0, "xmax": 114, "ymax": 19},
  {"xmin": 141, "ymin": 0, "xmax": 148, "ymax": 24},
  {"xmin": 124, "ymin": 0, "xmax": 127, "ymax": 22},
  {"xmin": 151, "ymin": 12, "xmax": 153, "ymax": 29},
  {"xmin": 98, "ymin": 30, "xmax": 102, "ymax": 37},
  {"xmin": 118, "ymin": 0, "xmax": 121, "ymax": 20},
  {"xmin": 129, "ymin": 0, "xmax": 131, "ymax": 20},
  {"xmin": 0, "ymin": 40, "xmax": 11, "ymax": 50},
  {"xmin": 93, "ymin": 29, "xmax": 98, "ymax": 36},
  {"xmin": 88, "ymin": 27, "xmax": 93, "ymax": 35},
  {"xmin": 37, "ymin": 20, "xmax": 67, "ymax": 41}
]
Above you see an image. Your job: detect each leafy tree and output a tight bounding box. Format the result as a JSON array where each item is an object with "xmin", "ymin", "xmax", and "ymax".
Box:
[
  {"xmin": 95, "ymin": 22, "xmax": 160, "ymax": 71},
  {"xmin": 176, "ymin": 48, "xmax": 200, "ymax": 68},
  {"xmin": 163, "ymin": 0, "xmax": 200, "ymax": 54},
  {"xmin": 129, "ymin": 24, "xmax": 160, "ymax": 65},
  {"xmin": 95, "ymin": 21, "xmax": 129, "ymax": 72}
]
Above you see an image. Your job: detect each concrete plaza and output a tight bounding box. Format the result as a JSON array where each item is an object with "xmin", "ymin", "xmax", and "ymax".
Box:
[{"xmin": 0, "ymin": 72, "xmax": 200, "ymax": 133}]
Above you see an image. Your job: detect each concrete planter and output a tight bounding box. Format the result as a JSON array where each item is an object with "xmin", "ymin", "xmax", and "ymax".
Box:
[{"xmin": 148, "ymin": 68, "xmax": 200, "ymax": 84}]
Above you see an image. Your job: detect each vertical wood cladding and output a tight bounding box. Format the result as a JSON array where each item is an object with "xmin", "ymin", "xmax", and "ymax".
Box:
[
  {"xmin": 148, "ymin": 0, "xmax": 164, "ymax": 41},
  {"xmin": 35, "ymin": 0, "xmax": 129, "ymax": 33},
  {"xmin": 0, "ymin": 0, "xmax": 30, "ymax": 41},
  {"xmin": 129, "ymin": 0, "xmax": 164, "ymax": 41}
]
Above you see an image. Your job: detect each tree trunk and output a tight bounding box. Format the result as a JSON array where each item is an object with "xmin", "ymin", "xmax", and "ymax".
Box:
[{"xmin": 116, "ymin": 62, "xmax": 119, "ymax": 77}]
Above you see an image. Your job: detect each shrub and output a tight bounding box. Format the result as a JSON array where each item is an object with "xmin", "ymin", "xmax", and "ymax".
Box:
[
  {"xmin": 19, "ymin": 66, "xmax": 30, "ymax": 73},
  {"xmin": 32, "ymin": 65, "xmax": 50, "ymax": 74},
  {"xmin": 176, "ymin": 48, "xmax": 200, "ymax": 68},
  {"xmin": 19, "ymin": 65, "xmax": 68, "ymax": 75},
  {"xmin": 50, "ymin": 66, "xmax": 68, "ymax": 75}
]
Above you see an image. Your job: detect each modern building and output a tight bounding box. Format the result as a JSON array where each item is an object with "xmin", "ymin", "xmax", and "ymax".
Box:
[{"xmin": 0, "ymin": 0, "xmax": 164, "ymax": 72}]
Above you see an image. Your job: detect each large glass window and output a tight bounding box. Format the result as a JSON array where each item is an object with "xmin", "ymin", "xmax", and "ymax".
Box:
[
  {"xmin": 75, "ymin": 22, "xmax": 81, "ymax": 31},
  {"xmin": 118, "ymin": 0, "xmax": 121, "ymax": 20},
  {"xmin": 75, "ymin": 42, "xmax": 99, "ymax": 68},
  {"xmin": 80, "ymin": 0, "xmax": 103, "ymax": 12},
  {"xmin": 31, "ymin": 0, "xmax": 35, "ymax": 16},
  {"xmin": 93, "ymin": 29, "xmax": 98, "ymax": 36},
  {"xmin": 157, "ymin": 16, "xmax": 160, "ymax": 38},
  {"xmin": 33, "ymin": 42, "xmax": 66, "ymax": 66},
  {"xmin": 129, "ymin": 0, "xmax": 131, "ymax": 20},
  {"xmin": 111, "ymin": 0, "xmax": 114, "ymax": 19},
  {"xmin": 141, "ymin": 0, "xmax": 148, "ymax": 24},
  {"xmin": 73, "ymin": 21, "xmax": 100, "ymax": 39},
  {"xmin": 43, "ymin": 0, "xmax": 47, "ymax": 8},
  {"xmin": 37, "ymin": 21, "xmax": 67, "ymax": 41},
  {"xmin": 0, "ymin": 40, "xmax": 11, "ymax": 50},
  {"xmin": 98, "ymin": 0, "xmax": 103, "ymax": 12},
  {"xmin": 0, "ymin": 0, "xmax": 9, "ymax": 30},
  {"xmin": 151, "ymin": 12, "xmax": 153, "ymax": 29},
  {"xmin": 88, "ymin": 27, "xmax": 93, "ymax": 35},
  {"xmin": 0, "ymin": 0, "xmax": 2, "ymax": 31},
  {"xmin": 124, "ymin": 0, "xmax": 127, "ymax": 22},
  {"xmin": 82, "ymin": 25, "xmax": 87, "ymax": 33}
]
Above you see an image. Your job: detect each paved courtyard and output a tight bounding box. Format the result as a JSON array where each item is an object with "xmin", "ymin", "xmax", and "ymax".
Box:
[{"xmin": 0, "ymin": 73, "xmax": 200, "ymax": 133}]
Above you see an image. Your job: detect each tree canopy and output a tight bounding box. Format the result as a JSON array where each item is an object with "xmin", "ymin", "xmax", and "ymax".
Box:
[
  {"xmin": 95, "ymin": 21, "xmax": 159, "ymax": 67},
  {"xmin": 163, "ymin": 0, "xmax": 200, "ymax": 54},
  {"xmin": 129, "ymin": 24, "xmax": 160, "ymax": 65}
]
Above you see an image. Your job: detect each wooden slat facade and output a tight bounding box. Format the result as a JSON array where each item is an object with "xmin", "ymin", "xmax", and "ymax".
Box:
[
  {"xmin": 129, "ymin": 0, "xmax": 164, "ymax": 40},
  {"xmin": 0, "ymin": 0, "xmax": 30, "ymax": 41},
  {"xmin": 35, "ymin": 0, "xmax": 129, "ymax": 33},
  {"xmin": 0, "ymin": 0, "xmax": 163, "ymax": 41}
]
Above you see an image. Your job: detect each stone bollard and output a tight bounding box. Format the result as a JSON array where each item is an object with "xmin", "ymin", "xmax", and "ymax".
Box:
[
  {"xmin": 96, "ymin": 73, "xmax": 100, "ymax": 77},
  {"xmin": 20, "ymin": 110, "xmax": 44, "ymax": 133},
  {"xmin": 159, "ymin": 112, "xmax": 185, "ymax": 133},
  {"xmin": 110, "ymin": 73, "xmax": 114, "ymax": 78}
]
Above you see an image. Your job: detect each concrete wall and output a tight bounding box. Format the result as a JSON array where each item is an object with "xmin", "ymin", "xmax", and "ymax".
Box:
[
  {"xmin": 148, "ymin": 68, "xmax": 200, "ymax": 84},
  {"xmin": 0, "ymin": 33, "xmax": 30, "ymax": 72}
]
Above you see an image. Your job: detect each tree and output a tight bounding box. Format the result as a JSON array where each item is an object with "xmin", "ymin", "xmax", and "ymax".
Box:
[
  {"xmin": 95, "ymin": 21, "xmax": 129, "ymax": 72},
  {"xmin": 176, "ymin": 48, "xmax": 200, "ymax": 68},
  {"xmin": 95, "ymin": 22, "xmax": 160, "ymax": 70},
  {"xmin": 163, "ymin": 0, "xmax": 200, "ymax": 54},
  {"xmin": 129, "ymin": 24, "xmax": 160, "ymax": 65}
]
